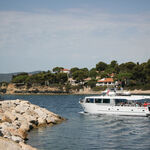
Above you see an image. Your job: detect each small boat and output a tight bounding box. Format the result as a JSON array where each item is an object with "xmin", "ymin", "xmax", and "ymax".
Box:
[{"xmin": 79, "ymin": 89, "xmax": 150, "ymax": 117}]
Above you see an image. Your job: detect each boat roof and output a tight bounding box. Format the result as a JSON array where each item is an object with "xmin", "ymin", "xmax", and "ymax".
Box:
[{"xmin": 85, "ymin": 95, "xmax": 150, "ymax": 101}]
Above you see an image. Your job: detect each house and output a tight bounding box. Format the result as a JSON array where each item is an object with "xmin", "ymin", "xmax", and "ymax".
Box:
[
  {"xmin": 96, "ymin": 78, "xmax": 114, "ymax": 86},
  {"xmin": 60, "ymin": 69, "xmax": 70, "ymax": 74}
]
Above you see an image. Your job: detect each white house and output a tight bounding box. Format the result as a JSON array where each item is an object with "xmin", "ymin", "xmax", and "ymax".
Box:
[
  {"xmin": 60, "ymin": 68, "xmax": 70, "ymax": 74},
  {"xmin": 96, "ymin": 78, "xmax": 115, "ymax": 86}
]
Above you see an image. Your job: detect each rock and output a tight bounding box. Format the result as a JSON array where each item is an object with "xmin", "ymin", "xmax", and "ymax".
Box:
[
  {"xmin": 15, "ymin": 105, "xmax": 29, "ymax": 114},
  {"xmin": 8, "ymin": 128, "xmax": 28, "ymax": 140},
  {"xmin": 4, "ymin": 111, "xmax": 18, "ymax": 122},
  {"xmin": 0, "ymin": 113, "xmax": 3, "ymax": 123},
  {"xmin": 11, "ymin": 135, "xmax": 24, "ymax": 143},
  {"xmin": 34, "ymin": 108, "xmax": 47, "ymax": 119},
  {"xmin": 25, "ymin": 109, "xmax": 38, "ymax": 117},
  {"xmin": 0, "ymin": 122, "xmax": 12, "ymax": 130},
  {"xmin": 13, "ymin": 120, "xmax": 22, "ymax": 129},
  {"xmin": 0, "ymin": 130, "xmax": 3, "ymax": 136},
  {"xmin": 20, "ymin": 122, "xmax": 32, "ymax": 132},
  {"xmin": 23, "ymin": 114, "xmax": 37, "ymax": 124},
  {"xmin": 38, "ymin": 117, "xmax": 47, "ymax": 126},
  {"xmin": 0, "ymin": 99, "xmax": 65, "ymax": 150},
  {"xmin": 1, "ymin": 114, "xmax": 12, "ymax": 123}
]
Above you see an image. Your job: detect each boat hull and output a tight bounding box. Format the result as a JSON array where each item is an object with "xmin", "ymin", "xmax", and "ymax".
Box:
[{"xmin": 80, "ymin": 103, "xmax": 150, "ymax": 117}]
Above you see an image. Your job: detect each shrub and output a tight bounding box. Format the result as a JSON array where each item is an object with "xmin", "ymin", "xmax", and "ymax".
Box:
[{"xmin": 92, "ymin": 86, "xmax": 107, "ymax": 91}]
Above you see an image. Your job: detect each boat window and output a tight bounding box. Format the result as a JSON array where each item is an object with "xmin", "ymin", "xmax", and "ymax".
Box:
[
  {"xmin": 115, "ymin": 99, "xmax": 128, "ymax": 106},
  {"xmin": 95, "ymin": 99, "xmax": 102, "ymax": 103},
  {"xmin": 103, "ymin": 99, "xmax": 110, "ymax": 103},
  {"xmin": 115, "ymin": 99, "xmax": 127, "ymax": 104},
  {"xmin": 86, "ymin": 98, "xmax": 94, "ymax": 103}
]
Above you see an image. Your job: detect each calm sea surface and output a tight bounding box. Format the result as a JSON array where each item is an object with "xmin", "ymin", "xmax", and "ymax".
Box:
[{"xmin": 2, "ymin": 95, "xmax": 150, "ymax": 150}]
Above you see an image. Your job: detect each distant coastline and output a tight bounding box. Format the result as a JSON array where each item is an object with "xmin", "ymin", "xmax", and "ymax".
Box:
[
  {"xmin": 1, "ymin": 59, "xmax": 150, "ymax": 96},
  {"xmin": 1, "ymin": 83, "xmax": 150, "ymax": 95}
]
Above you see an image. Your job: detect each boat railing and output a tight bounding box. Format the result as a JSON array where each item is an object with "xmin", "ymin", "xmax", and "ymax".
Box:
[{"xmin": 115, "ymin": 102, "xmax": 150, "ymax": 107}]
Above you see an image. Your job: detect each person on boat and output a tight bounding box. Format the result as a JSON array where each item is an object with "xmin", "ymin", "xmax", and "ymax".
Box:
[
  {"xmin": 136, "ymin": 102, "xmax": 139, "ymax": 107},
  {"xmin": 143, "ymin": 101, "xmax": 148, "ymax": 107}
]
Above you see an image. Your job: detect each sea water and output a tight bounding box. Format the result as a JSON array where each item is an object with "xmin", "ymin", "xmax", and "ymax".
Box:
[{"xmin": 3, "ymin": 95, "xmax": 150, "ymax": 150}]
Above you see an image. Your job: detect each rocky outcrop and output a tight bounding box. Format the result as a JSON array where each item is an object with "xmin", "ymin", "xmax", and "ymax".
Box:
[
  {"xmin": 4, "ymin": 83, "xmax": 66, "ymax": 95},
  {"xmin": 0, "ymin": 99, "xmax": 65, "ymax": 150}
]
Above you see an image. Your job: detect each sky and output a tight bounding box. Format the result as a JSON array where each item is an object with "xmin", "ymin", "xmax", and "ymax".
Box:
[{"xmin": 0, "ymin": 0, "xmax": 150, "ymax": 73}]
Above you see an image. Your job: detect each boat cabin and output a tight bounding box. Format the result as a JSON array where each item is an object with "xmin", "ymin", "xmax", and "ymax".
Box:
[
  {"xmin": 84, "ymin": 97, "xmax": 116, "ymax": 105},
  {"xmin": 82, "ymin": 97, "xmax": 147, "ymax": 107}
]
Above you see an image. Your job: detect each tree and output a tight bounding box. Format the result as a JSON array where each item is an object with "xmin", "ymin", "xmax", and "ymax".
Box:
[
  {"xmin": 132, "ymin": 64, "xmax": 145, "ymax": 82},
  {"xmin": 116, "ymin": 72, "xmax": 133, "ymax": 87},
  {"xmin": 65, "ymin": 83, "xmax": 71, "ymax": 93},
  {"xmin": 105, "ymin": 67, "xmax": 115, "ymax": 74},
  {"xmin": 119, "ymin": 62, "xmax": 136, "ymax": 72},
  {"xmin": 114, "ymin": 65, "xmax": 120, "ymax": 73},
  {"xmin": 12, "ymin": 73, "xmax": 28, "ymax": 83},
  {"xmin": 117, "ymin": 72, "xmax": 132, "ymax": 80},
  {"xmin": 80, "ymin": 68, "xmax": 89, "ymax": 72},
  {"xmin": 56, "ymin": 73, "xmax": 68, "ymax": 84},
  {"xmin": 72, "ymin": 70, "xmax": 88, "ymax": 83},
  {"xmin": 80, "ymin": 68, "xmax": 89, "ymax": 77},
  {"xmin": 89, "ymin": 68, "xmax": 98, "ymax": 79},
  {"xmin": 44, "ymin": 72, "xmax": 57, "ymax": 84},
  {"xmin": 70, "ymin": 67, "xmax": 79, "ymax": 74},
  {"xmin": 110, "ymin": 60, "xmax": 118, "ymax": 68},
  {"xmin": 100, "ymin": 72, "xmax": 109, "ymax": 78},
  {"xmin": 96, "ymin": 61, "xmax": 108, "ymax": 72},
  {"xmin": 144, "ymin": 59, "xmax": 150, "ymax": 83},
  {"xmin": 87, "ymin": 79, "xmax": 97, "ymax": 88}
]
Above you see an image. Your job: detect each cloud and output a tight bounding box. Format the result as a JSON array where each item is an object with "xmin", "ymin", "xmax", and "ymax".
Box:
[{"xmin": 0, "ymin": 9, "xmax": 150, "ymax": 72}]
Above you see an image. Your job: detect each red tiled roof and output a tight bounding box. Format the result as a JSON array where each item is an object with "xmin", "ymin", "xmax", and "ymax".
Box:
[{"xmin": 97, "ymin": 78, "xmax": 114, "ymax": 83}]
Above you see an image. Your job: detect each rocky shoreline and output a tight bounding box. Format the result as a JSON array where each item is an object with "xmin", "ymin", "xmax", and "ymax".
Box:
[
  {"xmin": 0, "ymin": 99, "xmax": 65, "ymax": 150},
  {"xmin": 1, "ymin": 90, "xmax": 150, "ymax": 96},
  {"xmin": 1, "ymin": 83, "xmax": 150, "ymax": 95}
]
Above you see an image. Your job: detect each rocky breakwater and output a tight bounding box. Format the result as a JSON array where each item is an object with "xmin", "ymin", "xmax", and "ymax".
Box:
[{"xmin": 0, "ymin": 99, "xmax": 65, "ymax": 150}]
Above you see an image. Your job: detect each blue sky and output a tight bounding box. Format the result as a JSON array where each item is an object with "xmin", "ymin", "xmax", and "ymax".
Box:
[{"xmin": 0, "ymin": 0, "xmax": 150, "ymax": 73}]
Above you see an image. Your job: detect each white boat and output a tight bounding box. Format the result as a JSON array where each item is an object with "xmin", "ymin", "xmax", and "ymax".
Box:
[{"xmin": 79, "ymin": 89, "xmax": 150, "ymax": 117}]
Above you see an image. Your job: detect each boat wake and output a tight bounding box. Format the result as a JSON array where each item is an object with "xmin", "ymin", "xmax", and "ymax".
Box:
[{"xmin": 78, "ymin": 111, "xmax": 86, "ymax": 114}]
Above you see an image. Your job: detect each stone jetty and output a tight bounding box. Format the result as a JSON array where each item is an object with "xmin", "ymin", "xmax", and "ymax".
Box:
[{"xmin": 0, "ymin": 99, "xmax": 65, "ymax": 150}]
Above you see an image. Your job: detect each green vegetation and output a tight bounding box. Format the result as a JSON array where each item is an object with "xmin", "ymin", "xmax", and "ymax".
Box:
[
  {"xmin": 72, "ymin": 68, "xmax": 88, "ymax": 83},
  {"xmin": 8, "ymin": 59, "xmax": 150, "ymax": 92}
]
